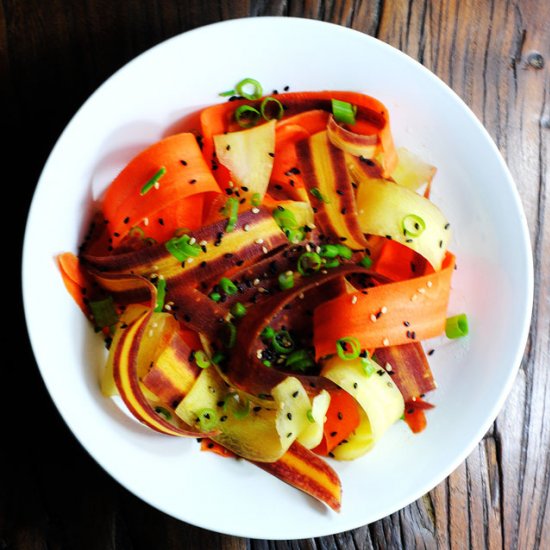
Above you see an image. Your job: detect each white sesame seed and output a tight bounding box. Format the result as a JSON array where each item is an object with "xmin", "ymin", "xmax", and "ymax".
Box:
[
  {"xmin": 307, "ymin": 224, "xmax": 316, "ymax": 230},
  {"xmin": 150, "ymin": 273, "xmax": 158, "ymax": 280},
  {"xmin": 164, "ymin": 304, "xmax": 172, "ymax": 311},
  {"xmin": 426, "ymin": 281, "xmax": 433, "ymax": 288},
  {"xmin": 158, "ymin": 274, "xmax": 165, "ymax": 280},
  {"xmin": 305, "ymin": 244, "xmax": 312, "ymax": 252},
  {"xmin": 152, "ymin": 322, "xmax": 158, "ymax": 328},
  {"xmin": 148, "ymin": 329, "xmax": 154, "ymax": 337},
  {"xmin": 298, "ymin": 293, "xmax": 305, "ymax": 299},
  {"xmin": 385, "ymin": 362, "xmax": 393, "ymax": 372},
  {"xmin": 229, "ymin": 181, "xmax": 234, "ymax": 188},
  {"xmin": 410, "ymin": 294, "xmax": 417, "ymax": 302},
  {"xmin": 199, "ymin": 240, "xmax": 207, "ymax": 247},
  {"xmin": 187, "ymin": 258, "xmax": 194, "ymax": 264},
  {"xmin": 285, "ymin": 270, "xmax": 293, "ymax": 276},
  {"xmin": 381, "ymin": 306, "xmax": 388, "ymax": 314},
  {"xmin": 258, "ymin": 287, "xmax": 268, "ymax": 293},
  {"xmin": 321, "ymin": 269, "xmax": 328, "ymax": 274},
  {"xmin": 383, "ymin": 338, "xmax": 390, "ymax": 346},
  {"xmin": 256, "ymin": 349, "xmax": 262, "ymax": 359},
  {"xmin": 315, "ymin": 246, "xmax": 321, "ymax": 254},
  {"xmin": 351, "ymin": 296, "xmax": 358, "ymax": 305},
  {"xmin": 253, "ymin": 278, "xmax": 260, "ymax": 286},
  {"xmin": 243, "ymin": 224, "xmax": 250, "ymax": 232},
  {"xmin": 412, "ymin": 396, "xmax": 417, "ymax": 401},
  {"xmin": 262, "ymin": 246, "xmax": 269, "ymax": 254},
  {"xmin": 418, "ymin": 288, "xmax": 426, "ymax": 294},
  {"xmin": 143, "ymin": 217, "xmax": 149, "ymax": 226},
  {"xmin": 255, "ymin": 238, "xmax": 264, "ymax": 244},
  {"xmin": 154, "ymin": 181, "xmax": 160, "ymax": 189},
  {"xmin": 166, "ymin": 301, "xmax": 174, "ymax": 306},
  {"xmin": 151, "ymin": 265, "xmax": 159, "ymax": 271},
  {"xmin": 370, "ymin": 314, "xmax": 377, "ymax": 322},
  {"xmin": 252, "ymin": 207, "xmax": 260, "ymax": 214},
  {"xmin": 188, "ymin": 237, "xmax": 196, "ymax": 245}
]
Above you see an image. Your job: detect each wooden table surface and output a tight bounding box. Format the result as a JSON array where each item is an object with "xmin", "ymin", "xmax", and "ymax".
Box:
[{"xmin": 6, "ymin": 1, "xmax": 549, "ymax": 548}]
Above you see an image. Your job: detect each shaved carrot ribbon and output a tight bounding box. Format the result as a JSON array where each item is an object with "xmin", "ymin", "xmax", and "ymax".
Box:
[
  {"xmin": 103, "ymin": 133, "xmax": 221, "ymax": 244},
  {"xmin": 314, "ymin": 252, "xmax": 455, "ymax": 358}
]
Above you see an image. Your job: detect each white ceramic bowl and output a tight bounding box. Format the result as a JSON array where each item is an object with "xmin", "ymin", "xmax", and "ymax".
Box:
[{"xmin": 22, "ymin": 17, "xmax": 533, "ymax": 539}]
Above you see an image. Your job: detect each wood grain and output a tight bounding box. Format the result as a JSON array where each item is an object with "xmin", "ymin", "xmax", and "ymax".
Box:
[{"xmin": 4, "ymin": 0, "xmax": 548, "ymax": 548}]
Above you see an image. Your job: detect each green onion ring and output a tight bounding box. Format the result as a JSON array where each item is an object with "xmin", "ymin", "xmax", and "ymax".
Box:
[
  {"xmin": 194, "ymin": 350, "xmax": 211, "ymax": 369},
  {"xmin": 260, "ymin": 96, "xmax": 284, "ymax": 121},
  {"xmin": 271, "ymin": 330, "xmax": 295, "ymax": 354},
  {"xmin": 235, "ymin": 78, "xmax": 263, "ymax": 100},
  {"xmin": 445, "ymin": 314, "xmax": 469, "ymax": 339},
  {"xmin": 235, "ymin": 104, "xmax": 261, "ymax": 128},
  {"xmin": 336, "ymin": 336, "xmax": 361, "ymax": 360},
  {"xmin": 195, "ymin": 408, "xmax": 219, "ymax": 431},
  {"xmin": 331, "ymin": 99, "xmax": 357, "ymax": 125},
  {"xmin": 402, "ymin": 214, "xmax": 426, "ymax": 237},
  {"xmin": 154, "ymin": 278, "xmax": 166, "ymax": 313},
  {"xmin": 297, "ymin": 252, "xmax": 322, "ymax": 276}
]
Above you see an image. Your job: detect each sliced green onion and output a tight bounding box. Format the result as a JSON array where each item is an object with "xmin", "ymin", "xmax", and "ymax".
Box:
[
  {"xmin": 284, "ymin": 228, "xmax": 305, "ymax": 244},
  {"xmin": 231, "ymin": 302, "xmax": 247, "ymax": 318},
  {"xmin": 335, "ymin": 244, "xmax": 353, "ymax": 260},
  {"xmin": 319, "ymin": 244, "xmax": 339, "ymax": 258},
  {"xmin": 209, "ymin": 291, "xmax": 221, "ymax": 302},
  {"xmin": 89, "ymin": 296, "xmax": 119, "ymax": 329},
  {"xmin": 219, "ymin": 277, "xmax": 238, "ymax": 295},
  {"xmin": 278, "ymin": 271, "xmax": 295, "ymax": 290},
  {"xmin": 402, "ymin": 214, "xmax": 426, "ymax": 237},
  {"xmin": 310, "ymin": 187, "xmax": 330, "ymax": 204},
  {"xmin": 331, "ymin": 99, "xmax": 357, "ymax": 125},
  {"xmin": 224, "ymin": 322, "xmax": 237, "ymax": 348},
  {"xmin": 336, "ymin": 337, "xmax": 361, "ymax": 360},
  {"xmin": 285, "ymin": 349, "xmax": 314, "ymax": 372},
  {"xmin": 165, "ymin": 234, "xmax": 201, "ymax": 262},
  {"xmin": 359, "ymin": 256, "xmax": 373, "ymax": 268},
  {"xmin": 128, "ymin": 226, "xmax": 146, "ymax": 239},
  {"xmin": 273, "ymin": 206, "xmax": 298, "ymax": 230},
  {"xmin": 445, "ymin": 313, "xmax": 469, "ymax": 339},
  {"xmin": 194, "ymin": 350, "xmax": 211, "ymax": 369},
  {"xmin": 272, "ymin": 330, "xmax": 295, "ymax": 354},
  {"xmin": 143, "ymin": 237, "xmax": 157, "ymax": 247},
  {"xmin": 140, "ymin": 166, "xmax": 166, "ymax": 196},
  {"xmin": 251, "ymin": 192, "xmax": 262, "ymax": 206},
  {"xmin": 154, "ymin": 406, "xmax": 172, "ymax": 421},
  {"xmin": 235, "ymin": 104, "xmax": 261, "ymax": 128},
  {"xmin": 195, "ymin": 408, "xmax": 219, "ymax": 431},
  {"xmin": 324, "ymin": 258, "xmax": 340, "ymax": 268},
  {"xmin": 219, "ymin": 89, "xmax": 235, "ymax": 97},
  {"xmin": 235, "ymin": 78, "xmax": 263, "ymax": 100},
  {"xmin": 306, "ymin": 409, "xmax": 315, "ymax": 423},
  {"xmin": 297, "ymin": 252, "xmax": 322, "ymax": 275},
  {"xmin": 263, "ymin": 360, "xmax": 272, "ymax": 367},
  {"xmin": 224, "ymin": 197, "xmax": 239, "ymax": 232},
  {"xmin": 261, "ymin": 326, "xmax": 275, "ymax": 340},
  {"xmin": 260, "ymin": 97, "xmax": 284, "ymax": 121},
  {"xmin": 154, "ymin": 278, "xmax": 166, "ymax": 313},
  {"xmin": 361, "ymin": 357, "xmax": 375, "ymax": 377}
]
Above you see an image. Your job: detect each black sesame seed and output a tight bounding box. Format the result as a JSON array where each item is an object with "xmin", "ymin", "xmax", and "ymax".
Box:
[
  {"xmin": 353, "ymin": 382, "xmax": 358, "ymax": 389},
  {"xmin": 292, "ymin": 391, "xmax": 299, "ymax": 398},
  {"xmin": 189, "ymin": 179, "xmax": 197, "ymax": 184},
  {"xmin": 123, "ymin": 216, "xmax": 130, "ymax": 224},
  {"xmin": 253, "ymin": 406, "xmax": 262, "ymax": 412},
  {"xmin": 287, "ymin": 412, "xmax": 293, "ymax": 420},
  {"xmin": 180, "ymin": 160, "xmax": 188, "ymax": 166},
  {"xmin": 330, "ymin": 431, "xmax": 337, "ymax": 437},
  {"xmin": 337, "ymin": 412, "xmax": 343, "ymax": 420},
  {"xmin": 428, "ymin": 349, "xmax": 435, "ymax": 356}
]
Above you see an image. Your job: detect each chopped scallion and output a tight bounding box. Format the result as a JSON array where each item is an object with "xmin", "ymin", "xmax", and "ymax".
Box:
[
  {"xmin": 335, "ymin": 244, "xmax": 353, "ymax": 260},
  {"xmin": 278, "ymin": 271, "xmax": 295, "ymax": 290},
  {"xmin": 260, "ymin": 96, "xmax": 284, "ymax": 121},
  {"xmin": 336, "ymin": 336, "xmax": 361, "ymax": 360},
  {"xmin": 195, "ymin": 408, "xmax": 219, "ymax": 431},
  {"xmin": 235, "ymin": 77, "xmax": 263, "ymax": 100},
  {"xmin": 154, "ymin": 278, "xmax": 166, "ymax": 312},
  {"xmin": 219, "ymin": 277, "xmax": 238, "ymax": 295},
  {"xmin": 297, "ymin": 252, "xmax": 322, "ymax": 275},
  {"xmin": 331, "ymin": 99, "xmax": 357, "ymax": 125},
  {"xmin": 140, "ymin": 166, "xmax": 166, "ymax": 196},
  {"xmin": 261, "ymin": 326, "xmax": 275, "ymax": 340},
  {"xmin": 319, "ymin": 244, "xmax": 339, "ymax": 258},
  {"xmin": 402, "ymin": 214, "xmax": 426, "ymax": 237},
  {"xmin": 445, "ymin": 313, "xmax": 469, "ymax": 339},
  {"xmin": 165, "ymin": 234, "xmax": 201, "ymax": 262},
  {"xmin": 271, "ymin": 330, "xmax": 295, "ymax": 354},
  {"xmin": 194, "ymin": 350, "xmax": 211, "ymax": 369},
  {"xmin": 231, "ymin": 302, "xmax": 247, "ymax": 318},
  {"xmin": 359, "ymin": 256, "xmax": 373, "ymax": 268},
  {"xmin": 89, "ymin": 296, "xmax": 119, "ymax": 329},
  {"xmin": 285, "ymin": 349, "xmax": 314, "ymax": 372},
  {"xmin": 310, "ymin": 187, "xmax": 330, "ymax": 204},
  {"xmin": 235, "ymin": 104, "xmax": 261, "ymax": 128},
  {"xmin": 306, "ymin": 409, "xmax": 315, "ymax": 423},
  {"xmin": 251, "ymin": 192, "xmax": 262, "ymax": 206},
  {"xmin": 224, "ymin": 197, "xmax": 239, "ymax": 232},
  {"xmin": 224, "ymin": 322, "xmax": 237, "ymax": 348}
]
